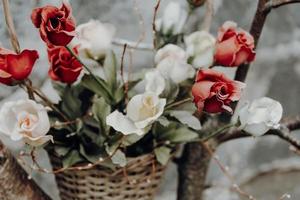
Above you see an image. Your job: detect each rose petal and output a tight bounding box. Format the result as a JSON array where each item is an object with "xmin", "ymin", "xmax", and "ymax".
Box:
[{"xmin": 106, "ymin": 110, "xmax": 144, "ymax": 135}]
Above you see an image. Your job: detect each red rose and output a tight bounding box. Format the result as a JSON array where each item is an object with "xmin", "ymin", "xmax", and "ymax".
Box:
[
  {"xmin": 214, "ymin": 21, "xmax": 256, "ymax": 67},
  {"xmin": 48, "ymin": 46, "xmax": 82, "ymax": 84},
  {"xmin": 0, "ymin": 48, "xmax": 39, "ymax": 85},
  {"xmin": 192, "ymin": 69, "xmax": 245, "ymax": 113},
  {"xmin": 31, "ymin": 2, "xmax": 76, "ymax": 46}
]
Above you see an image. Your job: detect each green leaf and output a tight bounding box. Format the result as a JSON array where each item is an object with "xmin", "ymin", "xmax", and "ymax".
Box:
[
  {"xmin": 81, "ymin": 74, "xmax": 112, "ymax": 104},
  {"xmin": 54, "ymin": 146, "xmax": 71, "ymax": 157},
  {"xmin": 160, "ymin": 126, "xmax": 199, "ymax": 143},
  {"xmin": 79, "ymin": 144, "xmax": 103, "ymax": 163},
  {"xmin": 61, "ymin": 85, "xmax": 82, "ymax": 119},
  {"xmin": 92, "ymin": 97, "xmax": 111, "ymax": 134},
  {"xmin": 111, "ymin": 150, "xmax": 127, "ymax": 167},
  {"xmin": 169, "ymin": 111, "xmax": 201, "ymax": 130},
  {"xmin": 161, "ymin": 78, "xmax": 179, "ymax": 103},
  {"xmin": 154, "ymin": 146, "xmax": 171, "ymax": 165},
  {"xmin": 103, "ymin": 51, "xmax": 117, "ymax": 91},
  {"xmin": 62, "ymin": 150, "xmax": 84, "ymax": 167},
  {"xmin": 122, "ymin": 134, "xmax": 144, "ymax": 146}
]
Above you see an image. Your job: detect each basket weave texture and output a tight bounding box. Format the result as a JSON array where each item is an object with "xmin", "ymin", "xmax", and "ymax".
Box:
[{"xmin": 50, "ymin": 153, "xmax": 167, "ymax": 200}]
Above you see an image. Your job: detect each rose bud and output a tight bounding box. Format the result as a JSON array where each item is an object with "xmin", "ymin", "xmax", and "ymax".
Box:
[
  {"xmin": 0, "ymin": 48, "xmax": 39, "ymax": 85},
  {"xmin": 214, "ymin": 21, "xmax": 256, "ymax": 67},
  {"xmin": 48, "ymin": 46, "xmax": 82, "ymax": 84},
  {"xmin": 238, "ymin": 97, "xmax": 283, "ymax": 137},
  {"xmin": 0, "ymin": 99, "xmax": 52, "ymax": 147},
  {"xmin": 187, "ymin": 0, "xmax": 206, "ymax": 7},
  {"xmin": 31, "ymin": 1, "xmax": 76, "ymax": 46},
  {"xmin": 192, "ymin": 69, "xmax": 245, "ymax": 113}
]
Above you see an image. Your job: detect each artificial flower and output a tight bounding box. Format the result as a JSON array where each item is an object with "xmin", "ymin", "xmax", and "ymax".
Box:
[
  {"xmin": 239, "ymin": 97, "xmax": 283, "ymax": 136},
  {"xmin": 0, "ymin": 100, "xmax": 52, "ymax": 147},
  {"xmin": 192, "ymin": 69, "xmax": 245, "ymax": 113},
  {"xmin": 214, "ymin": 21, "xmax": 256, "ymax": 67}
]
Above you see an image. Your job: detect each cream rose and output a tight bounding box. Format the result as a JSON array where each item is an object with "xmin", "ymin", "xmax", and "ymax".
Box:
[
  {"xmin": 155, "ymin": 2, "xmax": 188, "ymax": 35},
  {"xmin": 155, "ymin": 44, "xmax": 195, "ymax": 83},
  {"xmin": 75, "ymin": 19, "xmax": 116, "ymax": 60},
  {"xmin": 145, "ymin": 70, "xmax": 166, "ymax": 95},
  {"xmin": 185, "ymin": 31, "xmax": 216, "ymax": 68},
  {"xmin": 238, "ymin": 97, "xmax": 283, "ymax": 136},
  {"xmin": 106, "ymin": 93, "xmax": 166, "ymax": 135},
  {"xmin": 0, "ymin": 100, "xmax": 52, "ymax": 146}
]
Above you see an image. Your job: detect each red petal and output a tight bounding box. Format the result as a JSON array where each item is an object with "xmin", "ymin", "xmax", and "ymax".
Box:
[
  {"xmin": 215, "ymin": 36, "xmax": 241, "ymax": 67},
  {"xmin": 6, "ymin": 50, "xmax": 39, "ymax": 80},
  {"xmin": 47, "ymin": 30, "xmax": 75, "ymax": 46},
  {"xmin": 204, "ymin": 96, "xmax": 224, "ymax": 113}
]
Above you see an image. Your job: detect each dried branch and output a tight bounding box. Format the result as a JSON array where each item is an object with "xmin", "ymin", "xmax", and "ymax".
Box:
[
  {"xmin": 201, "ymin": 142, "xmax": 257, "ymax": 200},
  {"xmin": 264, "ymin": 0, "xmax": 300, "ymax": 12},
  {"xmin": 152, "ymin": 0, "xmax": 161, "ymax": 49},
  {"xmin": 234, "ymin": 0, "xmax": 268, "ymax": 83},
  {"xmin": 2, "ymin": 0, "xmax": 20, "ymax": 53},
  {"xmin": 112, "ymin": 38, "xmax": 153, "ymax": 51},
  {"xmin": 234, "ymin": 0, "xmax": 300, "ymax": 83},
  {"xmin": 218, "ymin": 117, "xmax": 300, "ymax": 150},
  {"xmin": 0, "ymin": 141, "xmax": 51, "ymax": 200},
  {"xmin": 201, "ymin": 0, "xmax": 214, "ymax": 31}
]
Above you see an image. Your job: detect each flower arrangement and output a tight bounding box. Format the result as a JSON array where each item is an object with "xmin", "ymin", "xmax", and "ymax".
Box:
[
  {"xmin": 0, "ymin": 0, "xmax": 282, "ymax": 169},
  {"xmin": 1, "ymin": 0, "xmax": 299, "ymax": 199}
]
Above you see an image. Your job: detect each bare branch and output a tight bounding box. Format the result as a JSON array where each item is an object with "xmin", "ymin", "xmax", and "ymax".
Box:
[
  {"xmin": 112, "ymin": 38, "xmax": 153, "ymax": 51},
  {"xmin": 152, "ymin": 0, "xmax": 161, "ymax": 49},
  {"xmin": 2, "ymin": 0, "xmax": 20, "ymax": 53},
  {"xmin": 201, "ymin": 0, "xmax": 214, "ymax": 31},
  {"xmin": 218, "ymin": 117, "xmax": 300, "ymax": 150},
  {"xmin": 264, "ymin": 0, "xmax": 300, "ymax": 12}
]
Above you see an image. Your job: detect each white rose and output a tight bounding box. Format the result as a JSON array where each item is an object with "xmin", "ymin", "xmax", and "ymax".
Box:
[
  {"xmin": 145, "ymin": 70, "xmax": 166, "ymax": 95},
  {"xmin": 0, "ymin": 100, "xmax": 52, "ymax": 147},
  {"xmin": 185, "ymin": 31, "xmax": 216, "ymax": 68},
  {"xmin": 155, "ymin": 44, "xmax": 187, "ymax": 64},
  {"xmin": 155, "ymin": 2, "xmax": 188, "ymax": 35},
  {"xmin": 106, "ymin": 93, "xmax": 166, "ymax": 135},
  {"xmin": 155, "ymin": 44, "xmax": 195, "ymax": 83},
  {"xmin": 238, "ymin": 97, "xmax": 283, "ymax": 136},
  {"xmin": 75, "ymin": 19, "xmax": 116, "ymax": 60},
  {"xmin": 157, "ymin": 58, "xmax": 195, "ymax": 83}
]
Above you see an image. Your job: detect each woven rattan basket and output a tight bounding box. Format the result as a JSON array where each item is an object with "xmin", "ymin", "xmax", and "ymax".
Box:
[{"xmin": 50, "ymin": 153, "xmax": 167, "ymax": 200}]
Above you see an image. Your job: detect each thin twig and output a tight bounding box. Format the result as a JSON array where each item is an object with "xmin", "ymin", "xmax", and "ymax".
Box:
[
  {"xmin": 120, "ymin": 44, "xmax": 128, "ymax": 104},
  {"xmin": 2, "ymin": 0, "xmax": 20, "ymax": 53},
  {"xmin": 152, "ymin": 0, "xmax": 161, "ymax": 49},
  {"xmin": 165, "ymin": 98, "xmax": 192, "ymax": 110},
  {"xmin": 112, "ymin": 38, "xmax": 153, "ymax": 51},
  {"xmin": 201, "ymin": 142, "xmax": 257, "ymax": 200},
  {"xmin": 201, "ymin": 0, "xmax": 214, "ymax": 31},
  {"xmin": 219, "ymin": 117, "xmax": 300, "ymax": 150},
  {"xmin": 263, "ymin": 0, "xmax": 300, "ymax": 12},
  {"xmin": 65, "ymin": 46, "xmax": 114, "ymax": 101}
]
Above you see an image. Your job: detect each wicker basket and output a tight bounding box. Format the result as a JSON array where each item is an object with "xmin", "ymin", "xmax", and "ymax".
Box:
[{"xmin": 50, "ymin": 153, "xmax": 167, "ymax": 200}]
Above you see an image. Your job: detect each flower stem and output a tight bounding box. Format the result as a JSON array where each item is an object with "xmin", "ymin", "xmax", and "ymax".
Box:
[
  {"xmin": 65, "ymin": 46, "xmax": 114, "ymax": 102},
  {"xmin": 201, "ymin": 123, "xmax": 236, "ymax": 142},
  {"xmin": 165, "ymin": 98, "xmax": 192, "ymax": 110}
]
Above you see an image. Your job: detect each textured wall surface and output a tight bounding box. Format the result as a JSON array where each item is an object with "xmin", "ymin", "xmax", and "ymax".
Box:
[{"xmin": 0, "ymin": 0, "xmax": 300, "ymax": 199}]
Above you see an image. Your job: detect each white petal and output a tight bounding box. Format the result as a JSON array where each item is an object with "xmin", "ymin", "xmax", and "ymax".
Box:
[
  {"xmin": 243, "ymin": 123, "xmax": 270, "ymax": 137},
  {"xmin": 106, "ymin": 111, "xmax": 144, "ymax": 135},
  {"xmin": 145, "ymin": 70, "xmax": 166, "ymax": 95},
  {"xmin": 135, "ymin": 98, "xmax": 166, "ymax": 129},
  {"xmin": 155, "ymin": 44, "xmax": 187, "ymax": 64},
  {"xmin": 22, "ymin": 135, "xmax": 53, "ymax": 147},
  {"xmin": 126, "ymin": 94, "xmax": 144, "ymax": 122}
]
